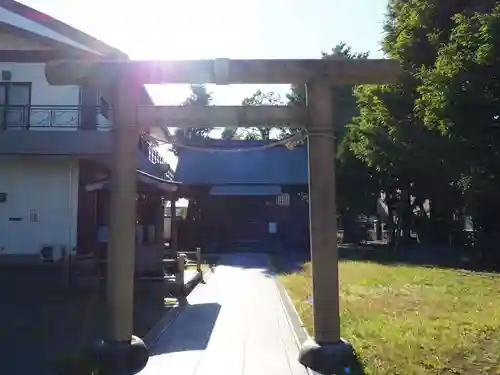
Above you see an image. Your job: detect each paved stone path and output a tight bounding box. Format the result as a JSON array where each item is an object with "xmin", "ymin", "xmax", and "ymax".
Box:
[{"xmin": 139, "ymin": 253, "xmax": 310, "ymax": 375}]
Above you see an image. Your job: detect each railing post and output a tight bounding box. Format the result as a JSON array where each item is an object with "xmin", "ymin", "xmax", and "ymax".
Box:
[
  {"xmin": 171, "ymin": 199, "xmax": 178, "ymax": 250},
  {"xmin": 196, "ymin": 247, "xmax": 202, "ymax": 274},
  {"xmin": 176, "ymin": 253, "xmax": 186, "ymax": 298},
  {"xmin": 195, "ymin": 247, "xmax": 203, "ymax": 282}
]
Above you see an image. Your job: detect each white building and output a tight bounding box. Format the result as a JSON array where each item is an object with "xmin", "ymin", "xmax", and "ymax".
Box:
[{"xmin": 0, "ymin": 1, "xmax": 175, "ymax": 264}]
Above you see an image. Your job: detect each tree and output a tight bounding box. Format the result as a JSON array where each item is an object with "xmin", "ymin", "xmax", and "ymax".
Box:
[
  {"xmin": 284, "ymin": 43, "xmax": 376, "ymax": 241},
  {"xmin": 221, "ymin": 89, "xmax": 284, "ymax": 140},
  {"xmin": 221, "ymin": 127, "xmax": 238, "ymax": 140},
  {"xmin": 171, "ymin": 84, "xmax": 214, "ymax": 155},
  {"xmin": 345, "ymin": 1, "xmax": 466, "ymax": 245},
  {"xmin": 346, "ymin": 0, "xmax": 500, "ymax": 247},
  {"xmin": 285, "ymin": 42, "xmax": 369, "ymax": 141},
  {"xmin": 416, "ymin": 1, "xmax": 500, "ymax": 238}
]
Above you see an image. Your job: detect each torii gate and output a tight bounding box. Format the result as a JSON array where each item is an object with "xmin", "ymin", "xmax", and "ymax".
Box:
[{"xmin": 45, "ymin": 58, "xmax": 401, "ymax": 374}]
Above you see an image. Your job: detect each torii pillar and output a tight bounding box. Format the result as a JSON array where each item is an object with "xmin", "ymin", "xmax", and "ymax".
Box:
[
  {"xmin": 298, "ymin": 78, "xmax": 352, "ymax": 374},
  {"xmin": 91, "ymin": 73, "xmax": 149, "ymax": 374}
]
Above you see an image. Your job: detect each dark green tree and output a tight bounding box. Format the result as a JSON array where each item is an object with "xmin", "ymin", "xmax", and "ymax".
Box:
[
  {"xmin": 220, "ymin": 127, "xmax": 238, "ymax": 140},
  {"xmin": 284, "ymin": 42, "xmax": 369, "ymax": 141},
  {"xmin": 416, "ymin": 1, "xmax": 500, "ymax": 238},
  {"xmin": 286, "ymin": 43, "xmax": 376, "ymax": 242},
  {"xmin": 347, "ymin": 0, "xmax": 500, "ymax": 246},
  {"xmin": 171, "ymin": 84, "xmax": 213, "ymax": 155}
]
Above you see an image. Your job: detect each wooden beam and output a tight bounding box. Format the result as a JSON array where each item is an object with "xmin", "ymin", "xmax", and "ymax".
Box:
[
  {"xmin": 139, "ymin": 105, "xmax": 307, "ymax": 128},
  {"xmin": 45, "ymin": 58, "xmax": 403, "ymax": 86},
  {"xmin": 227, "ymin": 59, "xmax": 402, "ymax": 85}
]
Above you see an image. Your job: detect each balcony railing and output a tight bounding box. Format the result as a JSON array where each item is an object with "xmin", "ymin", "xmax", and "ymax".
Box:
[
  {"xmin": 0, "ymin": 105, "xmax": 111, "ymax": 130},
  {"xmin": 0, "ymin": 105, "xmax": 166, "ymax": 166},
  {"xmin": 138, "ymin": 136, "xmax": 167, "ymax": 166}
]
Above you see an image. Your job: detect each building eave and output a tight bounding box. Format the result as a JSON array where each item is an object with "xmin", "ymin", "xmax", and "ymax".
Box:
[
  {"xmin": 85, "ymin": 169, "xmax": 182, "ymax": 194},
  {"xmin": 0, "ymin": 1, "xmax": 155, "ymax": 106},
  {"xmin": 1, "ymin": 1, "xmax": 123, "ymax": 56}
]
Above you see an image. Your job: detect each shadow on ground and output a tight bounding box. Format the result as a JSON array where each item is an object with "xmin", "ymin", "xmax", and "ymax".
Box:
[
  {"xmin": 339, "ymin": 243, "xmax": 500, "ymax": 273},
  {"xmin": 149, "ymin": 302, "xmax": 221, "ymax": 355},
  {"xmin": 347, "ymin": 356, "xmax": 369, "ymax": 375},
  {"xmin": 270, "ymin": 243, "xmax": 500, "ymax": 274},
  {"xmin": 208, "ymin": 252, "xmax": 279, "ymax": 279},
  {"xmin": 0, "ymin": 267, "xmax": 175, "ymax": 375}
]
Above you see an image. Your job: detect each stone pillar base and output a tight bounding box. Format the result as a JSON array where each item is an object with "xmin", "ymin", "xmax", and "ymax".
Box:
[
  {"xmin": 90, "ymin": 335, "xmax": 149, "ymax": 375},
  {"xmin": 298, "ymin": 337, "xmax": 363, "ymax": 374}
]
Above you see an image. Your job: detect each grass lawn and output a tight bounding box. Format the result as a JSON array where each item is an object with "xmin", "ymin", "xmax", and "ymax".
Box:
[{"xmin": 279, "ymin": 261, "xmax": 500, "ymax": 375}]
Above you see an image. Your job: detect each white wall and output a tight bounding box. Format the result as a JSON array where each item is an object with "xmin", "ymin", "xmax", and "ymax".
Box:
[
  {"xmin": 0, "ymin": 62, "xmax": 111, "ymax": 130},
  {"xmin": 0, "ymin": 156, "xmax": 79, "ymax": 260}
]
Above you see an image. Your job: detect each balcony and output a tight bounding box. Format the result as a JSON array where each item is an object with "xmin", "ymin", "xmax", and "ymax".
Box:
[
  {"xmin": 0, "ymin": 105, "xmax": 111, "ymax": 131},
  {"xmin": 0, "ymin": 105, "xmax": 169, "ymax": 175},
  {"xmin": 137, "ymin": 134, "xmax": 173, "ymax": 177},
  {"xmin": 0, "ymin": 105, "xmax": 112, "ymax": 155}
]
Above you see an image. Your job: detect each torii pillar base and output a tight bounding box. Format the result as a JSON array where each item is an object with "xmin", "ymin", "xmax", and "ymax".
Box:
[
  {"xmin": 90, "ymin": 336, "xmax": 149, "ymax": 375},
  {"xmin": 299, "ymin": 337, "xmax": 361, "ymax": 374}
]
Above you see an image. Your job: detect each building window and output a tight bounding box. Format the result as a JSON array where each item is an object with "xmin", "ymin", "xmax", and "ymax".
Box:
[
  {"xmin": 0, "ymin": 82, "xmax": 31, "ymax": 130},
  {"xmin": 99, "ymin": 96, "xmax": 110, "ymax": 119}
]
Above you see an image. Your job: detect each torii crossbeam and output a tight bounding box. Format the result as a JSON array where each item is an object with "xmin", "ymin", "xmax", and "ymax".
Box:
[{"xmin": 45, "ymin": 58, "xmax": 401, "ymax": 374}]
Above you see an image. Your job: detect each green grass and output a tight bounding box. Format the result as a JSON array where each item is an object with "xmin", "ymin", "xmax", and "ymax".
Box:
[{"xmin": 279, "ymin": 261, "xmax": 500, "ymax": 375}]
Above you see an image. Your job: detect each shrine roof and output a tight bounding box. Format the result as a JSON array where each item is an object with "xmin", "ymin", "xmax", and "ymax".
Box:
[{"xmin": 174, "ymin": 139, "xmax": 308, "ymax": 186}]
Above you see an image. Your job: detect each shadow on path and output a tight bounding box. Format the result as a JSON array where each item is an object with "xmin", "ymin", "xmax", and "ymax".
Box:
[{"xmin": 149, "ymin": 302, "xmax": 221, "ymax": 356}]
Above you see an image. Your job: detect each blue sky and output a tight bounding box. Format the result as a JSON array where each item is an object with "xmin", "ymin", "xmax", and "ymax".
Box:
[{"xmin": 22, "ymin": 0, "xmax": 389, "ymax": 166}]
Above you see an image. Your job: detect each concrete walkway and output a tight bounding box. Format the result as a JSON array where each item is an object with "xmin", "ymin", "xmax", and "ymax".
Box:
[{"xmin": 139, "ymin": 253, "xmax": 310, "ymax": 375}]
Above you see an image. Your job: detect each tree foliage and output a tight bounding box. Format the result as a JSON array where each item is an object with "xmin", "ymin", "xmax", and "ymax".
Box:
[
  {"xmin": 345, "ymin": 0, "xmax": 500, "ymax": 245},
  {"xmin": 221, "ymin": 89, "xmax": 284, "ymax": 140},
  {"xmin": 171, "ymin": 84, "xmax": 213, "ymax": 155},
  {"xmin": 286, "ymin": 42, "xmax": 369, "ymax": 139},
  {"xmin": 285, "ymin": 43, "xmax": 375, "ymax": 217},
  {"xmin": 417, "ymin": 1, "xmax": 500, "ymax": 232}
]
